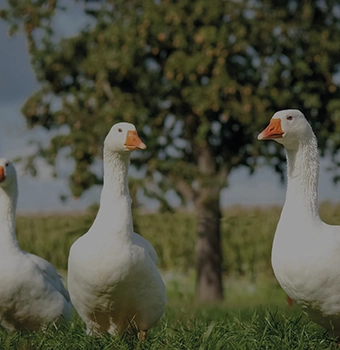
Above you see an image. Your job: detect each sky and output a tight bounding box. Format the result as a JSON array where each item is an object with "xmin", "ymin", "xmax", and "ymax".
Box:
[{"xmin": 0, "ymin": 5, "xmax": 340, "ymax": 214}]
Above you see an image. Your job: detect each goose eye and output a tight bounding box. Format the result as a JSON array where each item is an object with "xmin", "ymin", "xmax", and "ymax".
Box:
[
  {"xmin": 118, "ymin": 128, "xmax": 123, "ymax": 133},
  {"xmin": 286, "ymin": 116, "xmax": 293, "ymax": 121},
  {"xmin": 5, "ymin": 162, "xmax": 8, "ymax": 167}
]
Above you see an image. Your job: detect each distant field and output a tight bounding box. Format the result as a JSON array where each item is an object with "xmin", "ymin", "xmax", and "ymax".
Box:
[
  {"xmin": 16, "ymin": 205, "xmax": 280, "ymax": 275},
  {"xmin": 8, "ymin": 203, "xmax": 340, "ymax": 349},
  {"xmin": 16, "ymin": 202, "xmax": 340, "ymax": 276}
]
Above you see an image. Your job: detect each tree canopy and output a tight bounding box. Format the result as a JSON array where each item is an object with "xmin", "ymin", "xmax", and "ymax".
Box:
[
  {"xmin": 2, "ymin": 0, "xmax": 340, "ymax": 197},
  {"xmin": 2, "ymin": 0, "xmax": 340, "ymax": 301}
]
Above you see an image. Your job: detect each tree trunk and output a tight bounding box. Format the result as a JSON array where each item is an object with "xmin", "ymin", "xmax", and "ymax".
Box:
[
  {"xmin": 195, "ymin": 187, "xmax": 223, "ymax": 302},
  {"xmin": 195, "ymin": 148, "xmax": 224, "ymax": 302}
]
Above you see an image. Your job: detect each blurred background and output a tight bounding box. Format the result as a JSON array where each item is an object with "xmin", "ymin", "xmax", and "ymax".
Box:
[
  {"xmin": 1, "ymin": 0, "xmax": 340, "ymax": 214},
  {"xmin": 1, "ymin": 0, "xmax": 340, "ymax": 303}
]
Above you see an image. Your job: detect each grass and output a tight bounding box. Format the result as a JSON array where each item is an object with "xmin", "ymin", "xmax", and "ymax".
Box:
[
  {"xmin": 6, "ymin": 202, "xmax": 340, "ymax": 349},
  {"xmin": 0, "ymin": 306, "xmax": 338, "ymax": 349}
]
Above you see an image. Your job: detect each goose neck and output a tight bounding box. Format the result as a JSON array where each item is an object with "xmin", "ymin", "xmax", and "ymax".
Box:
[
  {"xmin": 0, "ymin": 182, "xmax": 19, "ymax": 251},
  {"xmin": 93, "ymin": 149, "xmax": 134, "ymax": 239},
  {"xmin": 102, "ymin": 149, "xmax": 130, "ymax": 197},
  {"xmin": 284, "ymin": 136, "xmax": 319, "ymax": 217}
]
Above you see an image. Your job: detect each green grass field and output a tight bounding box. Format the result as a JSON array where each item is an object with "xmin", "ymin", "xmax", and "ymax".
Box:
[
  {"xmin": 1, "ymin": 306, "xmax": 338, "ymax": 350},
  {"xmin": 3, "ymin": 203, "xmax": 340, "ymax": 349}
]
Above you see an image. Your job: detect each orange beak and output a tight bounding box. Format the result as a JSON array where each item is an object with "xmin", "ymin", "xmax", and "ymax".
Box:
[
  {"xmin": 0, "ymin": 166, "xmax": 5, "ymax": 183},
  {"xmin": 258, "ymin": 118, "xmax": 284, "ymax": 140},
  {"xmin": 124, "ymin": 130, "xmax": 147, "ymax": 150}
]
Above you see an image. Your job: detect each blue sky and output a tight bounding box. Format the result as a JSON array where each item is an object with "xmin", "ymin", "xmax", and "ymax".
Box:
[{"xmin": 0, "ymin": 9, "xmax": 339, "ymax": 214}]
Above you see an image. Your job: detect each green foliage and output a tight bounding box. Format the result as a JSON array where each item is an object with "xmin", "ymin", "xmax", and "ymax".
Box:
[
  {"xmin": 15, "ymin": 201, "xmax": 340, "ymax": 277},
  {"xmin": 221, "ymin": 206, "xmax": 280, "ymax": 278},
  {"xmin": 15, "ymin": 203, "xmax": 337, "ymax": 275},
  {"xmin": 16, "ymin": 206, "xmax": 277, "ymax": 275},
  {"xmin": 2, "ymin": 0, "xmax": 340, "ymax": 199},
  {"xmin": 16, "ymin": 213, "xmax": 93, "ymax": 271},
  {"xmin": 136, "ymin": 212, "xmax": 196, "ymax": 271}
]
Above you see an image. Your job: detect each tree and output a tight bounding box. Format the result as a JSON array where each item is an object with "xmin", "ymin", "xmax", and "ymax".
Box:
[{"xmin": 1, "ymin": 0, "xmax": 340, "ymax": 301}]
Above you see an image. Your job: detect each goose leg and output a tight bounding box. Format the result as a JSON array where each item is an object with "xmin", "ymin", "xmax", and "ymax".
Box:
[{"xmin": 138, "ymin": 330, "xmax": 147, "ymax": 341}]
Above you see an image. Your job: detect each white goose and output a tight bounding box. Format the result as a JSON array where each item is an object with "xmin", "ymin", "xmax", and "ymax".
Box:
[
  {"xmin": 0, "ymin": 158, "xmax": 72, "ymax": 330},
  {"xmin": 258, "ymin": 109, "xmax": 340, "ymax": 337},
  {"xmin": 68, "ymin": 122, "xmax": 166, "ymax": 339}
]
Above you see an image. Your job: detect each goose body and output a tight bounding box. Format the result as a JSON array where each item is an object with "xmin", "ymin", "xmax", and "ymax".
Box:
[
  {"xmin": 68, "ymin": 123, "xmax": 166, "ymax": 338},
  {"xmin": 0, "ymin": 158, "xmax": 72, "ymax": 331},
  {"xmin": 258, "ymin": 110, "xmax": 340, "ymax": 336}
]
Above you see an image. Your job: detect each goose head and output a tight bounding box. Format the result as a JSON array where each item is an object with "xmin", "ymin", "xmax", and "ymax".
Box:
[
  {"xmin": 258, "ymin": 109, "xmax": 314, "ymax": 149},
  {"xmin": 104, "ymin": 122, "xmax": 147, "ymax": 153},
  {"xmin": 0, "ymin": 158, "xmax": 16, "ymax": 188}
]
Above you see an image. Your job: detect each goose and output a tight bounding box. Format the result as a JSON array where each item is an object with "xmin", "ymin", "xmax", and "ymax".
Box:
[
  {"xmin": 0, "ymin": 158, "xmax": 72, "ymax": 331},
  {"xmin": 258, "ymin": 109, "xmax": 340, "ymax": 338},
  {"xmin": 67, "ymin": 122, "xmax": 166, "ymax": 339}
]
